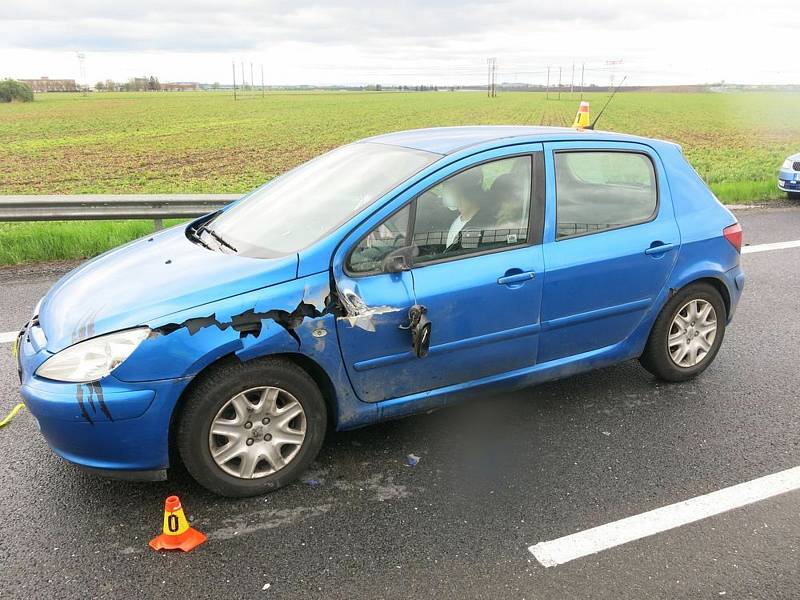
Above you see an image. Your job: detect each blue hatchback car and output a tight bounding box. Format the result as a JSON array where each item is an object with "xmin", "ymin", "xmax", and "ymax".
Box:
[{"xmin": 17, "ymin": 126, "xmax": 745, "ymax": 496}]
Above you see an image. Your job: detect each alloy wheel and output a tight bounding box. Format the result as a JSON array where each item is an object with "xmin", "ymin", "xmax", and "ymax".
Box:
[
  {"xmin": 667, "ymin": 299, "xmax": 718, "ymax": 368},
  {"xmin": 208, "ymin": 386, "xmax": 306, "ymax": 479}
]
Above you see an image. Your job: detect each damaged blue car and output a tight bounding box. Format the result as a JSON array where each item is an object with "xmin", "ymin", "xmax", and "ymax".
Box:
[{"xmin": 16, "ymin": 126, "xmax": 745, "ymax": 496}]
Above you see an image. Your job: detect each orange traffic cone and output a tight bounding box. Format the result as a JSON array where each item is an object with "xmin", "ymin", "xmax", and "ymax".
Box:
[
  {"xmin": 572, "ymin": 101, "xmax": 590, "ymax": 129},
  {"xmin": 149, "ymin": 495, "xmax": 207, "ymax": 552}
]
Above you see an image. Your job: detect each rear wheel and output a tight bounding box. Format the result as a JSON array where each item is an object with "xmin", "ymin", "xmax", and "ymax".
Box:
[
  {"xmin": 176, "ymin": 358, "xmax": 327, "ymax": 497},
  {"xmin": 639, "ymin": 283, "xmax": 726, "ymax": 382}
]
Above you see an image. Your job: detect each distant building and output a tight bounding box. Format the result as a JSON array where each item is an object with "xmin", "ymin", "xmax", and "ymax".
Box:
[
  {"xmin": 19, "ymin": 77, "xmax": 78, "ymax": 92},
  {"xmin": 161, "ymin": 82, "xmax": 201, "ymax": 91}
]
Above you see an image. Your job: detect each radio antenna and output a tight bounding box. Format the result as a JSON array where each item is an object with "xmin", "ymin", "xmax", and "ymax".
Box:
[{"xmin": 587, "ymin": 75, "xmax": 627, "ymax": 130}]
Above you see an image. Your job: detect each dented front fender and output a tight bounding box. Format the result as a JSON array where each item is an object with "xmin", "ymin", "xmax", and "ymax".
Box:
[
  {"xmin": 113, "ymin": 272, "xmax": 336, "ymax": 381},
  {"xmin": 109, "ymin": 271, "xmax": 370, "ymax": 430}
]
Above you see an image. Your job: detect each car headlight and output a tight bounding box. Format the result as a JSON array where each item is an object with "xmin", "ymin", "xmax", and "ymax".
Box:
[
  {"xmin": 36, "ymin": 327, "xmax": 150, "ymax": 383},
  {"xmin": 783, "ymin": 158, "xmax": 794, "ymax": 170}
]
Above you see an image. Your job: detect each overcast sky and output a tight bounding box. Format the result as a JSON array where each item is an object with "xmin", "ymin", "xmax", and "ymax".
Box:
[{"xmin": 0, "ymin": 0, "xmax": 795, "ymax": 87}]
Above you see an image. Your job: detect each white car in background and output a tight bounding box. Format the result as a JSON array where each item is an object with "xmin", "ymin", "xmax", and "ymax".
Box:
[{"xmin": 778, "ymin": 154, "xmax": 800, "ymax": 198}]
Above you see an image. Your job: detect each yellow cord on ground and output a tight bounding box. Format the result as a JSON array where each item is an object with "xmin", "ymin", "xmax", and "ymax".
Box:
[{"xmin": 0, "ymin": 403, "xmax": 24, "ymax": 428}]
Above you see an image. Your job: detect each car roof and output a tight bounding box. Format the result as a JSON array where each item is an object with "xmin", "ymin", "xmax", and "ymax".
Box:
[{"xmin": 360, "ymin": 125, "xmax": 657, "ymax": 155}]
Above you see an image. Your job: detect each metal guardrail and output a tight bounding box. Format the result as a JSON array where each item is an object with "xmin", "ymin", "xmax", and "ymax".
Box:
[{"xmin": 0, "ymin": 194, "xmax": 241, "ymax": 227}]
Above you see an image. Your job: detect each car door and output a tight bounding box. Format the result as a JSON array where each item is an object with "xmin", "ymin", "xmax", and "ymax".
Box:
[
  {"xmin": 538, "ymin": 141, "xmax": 680, "ymax": 363},
  {"xmin": 333, "ymin": 146, "xmax": 546, "ymax": 403}
]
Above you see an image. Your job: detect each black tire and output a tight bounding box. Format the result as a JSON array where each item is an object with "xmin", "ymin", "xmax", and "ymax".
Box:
[
  {"xmin": 788, "ymin": 192, "xmax": 800, "ymax": 201},
  {"xmin": 639, "ymin": 283, "xmax": 727, "ymax": 382},
  {"xmin": 176, "ymin": 357, "xmax": 327, "ymax": 497}
]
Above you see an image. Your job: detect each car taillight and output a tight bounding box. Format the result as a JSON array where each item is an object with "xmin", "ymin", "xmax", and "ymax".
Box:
[{"xmin": 723, "ymin": 223, "xmax": 742, "ymax": 253}]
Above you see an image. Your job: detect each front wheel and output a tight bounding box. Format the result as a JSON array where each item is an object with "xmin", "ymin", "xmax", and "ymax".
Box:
[
  {"xmin": 639, "ymin": 283, "xmax": 727, "ymax": 382},
  {"xmin": 176, "ymin": 358, "xmax": 327, "ymax": 497},
  {"xmin": 788, "ymin": 192, "xmax": 800, "ymax": 201}
]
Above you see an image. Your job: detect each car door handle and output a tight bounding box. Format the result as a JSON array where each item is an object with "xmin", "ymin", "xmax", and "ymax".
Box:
[
  {"xmin": 645, "ymin": 242, "xmax": 677, "ymax": 255},
  {"xmin": 497, "ymin": 271, "xmax": 536, "ymax": 285}
]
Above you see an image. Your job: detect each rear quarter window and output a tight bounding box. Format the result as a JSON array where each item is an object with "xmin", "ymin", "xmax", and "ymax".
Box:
[{"xmin": 555, "ymin": 151, "xmax": 658, "ymax": 239}]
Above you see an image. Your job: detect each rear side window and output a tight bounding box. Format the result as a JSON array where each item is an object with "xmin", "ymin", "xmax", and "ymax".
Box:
[{"xmin": 555, "ymin": 151, "xmax": 657, "ymax": 239}]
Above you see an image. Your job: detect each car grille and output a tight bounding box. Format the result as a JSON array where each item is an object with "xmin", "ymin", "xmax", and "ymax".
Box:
[{"xmin": 793, "ymin": 161, "xmax": 800, "ymax": 171}]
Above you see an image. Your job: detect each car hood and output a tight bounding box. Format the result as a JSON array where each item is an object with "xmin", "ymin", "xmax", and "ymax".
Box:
[{"xmin": 39, "ymin": 225, "xmax": 299, "ymax": 352}]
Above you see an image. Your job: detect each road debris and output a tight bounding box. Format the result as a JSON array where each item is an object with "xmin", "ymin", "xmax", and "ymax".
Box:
[{"xmin": 406, "ymin": 453, "xmax": 421, "ymax": 467}]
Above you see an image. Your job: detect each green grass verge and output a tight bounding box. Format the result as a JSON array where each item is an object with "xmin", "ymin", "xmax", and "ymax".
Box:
[
  {"xmin": 709, "ymin": 179, "xmax": 783, "ymax": 203},
  {"xmin": 0, "ymin": 220, "xmax": 185, "ymax": 265}
]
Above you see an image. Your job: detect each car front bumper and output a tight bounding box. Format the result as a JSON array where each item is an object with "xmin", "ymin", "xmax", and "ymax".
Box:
[
  {"xmin": 16, "ymin": 321, "xmax": 191, "ymax": 477},
  {"xmin": 778, "ymin": 168, "xmax": 799, "ymax": 192}
]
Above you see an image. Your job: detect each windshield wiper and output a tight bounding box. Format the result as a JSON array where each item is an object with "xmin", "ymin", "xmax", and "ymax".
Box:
[
  {"xmin": 198, "ymin": 224, "xmax": 238, "ymax": 253},
  {"xmin": 189, "ymin": 225, "xmax": 214, "ymax": 250}
]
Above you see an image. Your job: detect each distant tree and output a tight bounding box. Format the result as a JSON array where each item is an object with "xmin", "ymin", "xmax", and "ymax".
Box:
[
  {"xmin": 0, "ymin": 79, "xmax": 33, "ymax": 102},
  {"xmin": 212, "ymin": 81, "xmax": 220, "ymax": 90},
  {"xmin": 95, "ymin": 81, "xmax": 106, "ymax": 91},
  {"xmin": 147, "ymin": 76, "xmax": 160, "ymax": 91},
  {"xmin": 105, "ymin": 79, "xmax": 116, "ymax": 91}
]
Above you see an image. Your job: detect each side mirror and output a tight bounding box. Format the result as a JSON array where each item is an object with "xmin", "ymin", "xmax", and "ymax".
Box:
[
  {"xmin": 399, "ymin": 304, "xmax": 432, "ymax": 358},
  {"xmin": 381, "ymin": 245, "xmax": 418, "ymax": 273}
]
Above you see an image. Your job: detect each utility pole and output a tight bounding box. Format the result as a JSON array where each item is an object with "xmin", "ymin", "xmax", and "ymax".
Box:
[
  {"xmin": 232, "ymin": 61, "xmax": 237, "ymax": 100},
  {"xmin": 546, "ymin": 66, "xmax": 550, "ymax": 100},
  {"xmin": 605, "ymin": 59, "xmax": 623, "ymax": 90},
  {"xmin": 250, "ymin": 62, "xmax": 254, "ymax": 93},
  {"xmin": 486, "ymin": 58, "xmax": 497, "ymax": 97},
  {"xmin": 76, "ymin": 52, "xmax": 87, "ymax": 95},
  {"xmin": 570, "ymin": 61, "xmax": 575, "ymax": 95},
  {"xmin": 241, "ymin": 61, "xmax": 245, "ymax": 91},
  {"xmin": 580, "ymin": 62, "xmax": 585, "ymax": 100},
  {"xmin": 558, "ymin": 66, "xmax": 562, "ymax": 100},
  {"xmin": 261, "ymin": 64, "xmax": 265, "ymax": 97}
]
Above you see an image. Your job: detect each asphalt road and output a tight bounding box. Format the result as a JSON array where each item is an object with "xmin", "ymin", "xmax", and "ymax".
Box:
[{"xmin": 1, "ymin": 206, "xmax": 799, "ymax": 599}]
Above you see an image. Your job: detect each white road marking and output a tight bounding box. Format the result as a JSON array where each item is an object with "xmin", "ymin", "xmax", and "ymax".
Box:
[
  {"xmin": 742, "ymin": 239, "xmax": 800, "ymax": 254},
  {"xmin": 0, "ymin": 239, "xmax": 796, "ymax": 345},
  {"xmin": 0, "ymin": 331, "xmax": 18, "ymax": 344},
  {"xmin": 529, "ymin": 465, "xmax": 800, "ymax": 568}
]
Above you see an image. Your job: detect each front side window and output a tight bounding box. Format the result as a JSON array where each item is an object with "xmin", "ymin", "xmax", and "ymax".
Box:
[
  {"xmin": 347, "ymin": 204, "xmax": 411, "ymax": 274},
  {"xmin": 208, "ymin": 143, "xmax": 439, "ymax": 258},
  {"xmin": 413, "ymin": 155, "xmax": 532, "ymax": 263},
  {"xmin": 346, "ymin": 155, "xmax": 533, "ymax": 274},
  {"xmin": 555, "ymin": 151, "xmax": 657, "ymax": 239}
]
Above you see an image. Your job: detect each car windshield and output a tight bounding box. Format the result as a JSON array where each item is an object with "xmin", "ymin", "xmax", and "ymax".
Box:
[{"xmin": 206, "ymin": 142, "xmax": 440, "ymax": 258}]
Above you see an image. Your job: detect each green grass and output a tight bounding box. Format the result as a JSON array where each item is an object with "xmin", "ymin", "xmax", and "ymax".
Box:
[
  {"xmin": 0, "ymin": 220, "xmax": 185, "ymax": 264},
  {"xmin": 0, "ymin": 90, "xmax": 797, "ymax": 264}
]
